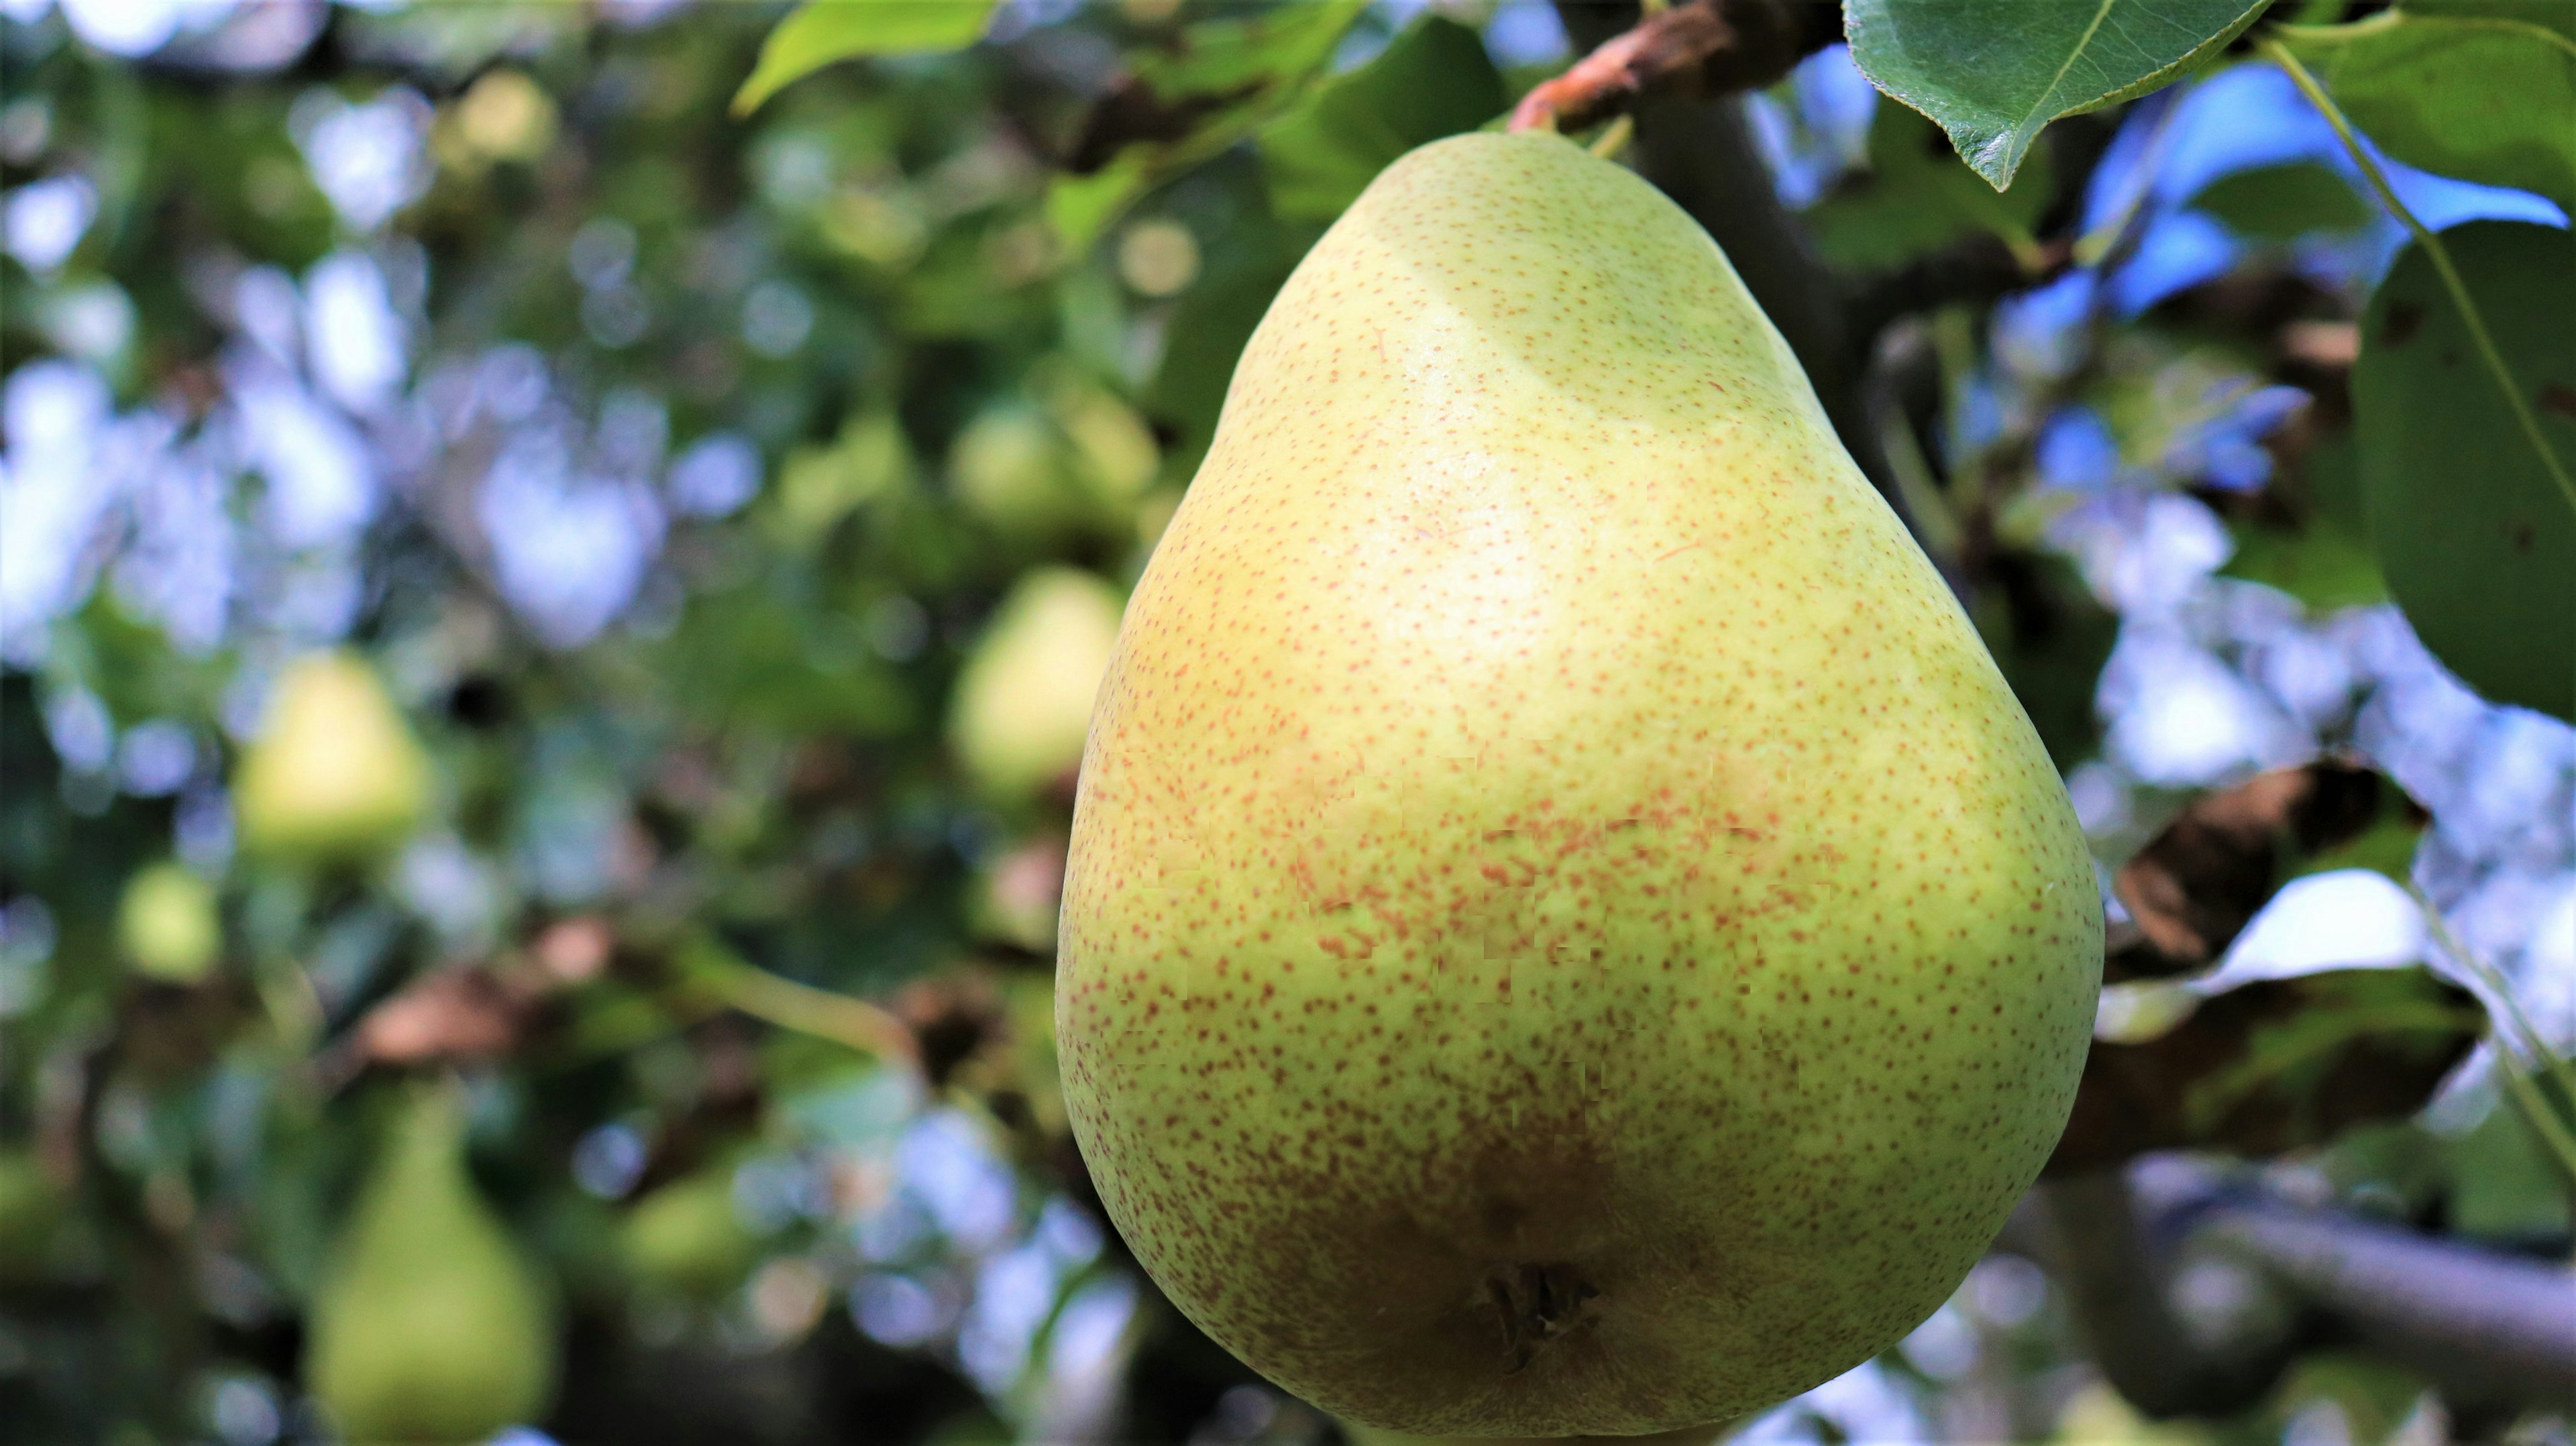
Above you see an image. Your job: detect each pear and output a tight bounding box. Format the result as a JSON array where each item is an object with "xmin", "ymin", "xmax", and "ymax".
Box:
[
  {"xmin": 306, "ymin": 1085, "xmax": 555, "ymax": 1445},
  {"xmin": 234, "ymin": 652, "xmax": 431, "ymax": 863},
  {"xmin": 1057, "ymin": 134, "xmax": 2099, "ymax": 1437},
  {"xmin": 623, "ymin": 1166, "xmax": 759, "ymax": 1302},
  {"xmin": 949, "ymin": 567, "xmax": 1125, "ymax": 802},
  {"xmin": 116, "ymin": 862, "xmax": 221, "ymax": 984}
]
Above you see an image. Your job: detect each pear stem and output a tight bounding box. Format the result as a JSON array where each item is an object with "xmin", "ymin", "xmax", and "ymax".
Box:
[{"xmin": 1505, "ymin": 0, "xmax": 1839, "ymax": 135}]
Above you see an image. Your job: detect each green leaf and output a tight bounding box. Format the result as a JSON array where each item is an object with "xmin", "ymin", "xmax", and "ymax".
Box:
[
  {"xmin": 733, "ymin": 0, "xmax": 1000, "ymax": 117},
  {"xmin": 2279, "ymin": 11, "xmax": 2576, "ymax": 208},
  {"xmin": 2220, "ymin": 516, "xmax": 2388, "ymax": 609},
  {"xmin": 1846, "ymin": 0, "xmax": 2273, "ymax": 190},
  {"xmin": 1044, "ymin": 0, "xmax": 1369, "ymax": 254},
  {"xmin": 2353, "ymin": 221, "xmax": 2576, "ymax": 720},
  {"xmin": 1807, "ymin": 99, "xmax": 2053, "ymax": 271},
  {"xmin": 2189, "ymin": 160, "xmax": 2373, "ymax": 238},
  {"xmin": 1258, "ymin": 14, "xmax": 1506, "ymax": 223},
  {"xmin": 2402, "ymin": 0, "xmax": 2576, "ymax": 46}
]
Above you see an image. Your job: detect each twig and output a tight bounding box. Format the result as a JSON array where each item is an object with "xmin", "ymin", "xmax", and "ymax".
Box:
[
  {"xmin": 2263, "ymin": 34, "xmax": 2576, "ymax": 518},
  {"xmin": 678, "ymin": 934, "xmax": 921, "ymax": 1068},
  {"xmin": 1508, "ymin": 0, "xmax": 1841, "ymax": 135}
]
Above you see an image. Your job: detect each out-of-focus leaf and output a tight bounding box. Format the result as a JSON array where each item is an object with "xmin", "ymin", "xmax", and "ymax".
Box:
[
  {"xmin": 2447, "ymin": 1075, "xmax": 2576, "ymax": 1242},
  {"xmin": 1047, "ymin": 0, "xmax": 1368, "ymax": 253},
  {"xmin": 2220, "ymin": 516, "xmax": 2388, "ymax": 609},
  {"xmin": 2109, "ymin": 761, "xmax": 2421, "ymax": 982},
  {"xmin": 2049, "ymin": 966, "xmax": 2482, "ymax": 1174},
  {"xmin": 1145, "ymin": 226, "xmax": 1307, "ymax": 463},
  {"xmin": 2189, "ymin": 161, "xmax": 2373, "ymax": 239},
  {"xmin": 2354, "ymin": 221, "xmax": 2576, "ymax": 720},
  {"xmin": 1258, "ymin": 14, "xmax": 1505, "ymax": 223},
  {"xmin": 733, "ymin": 0, "xmax": 1000, "ymax": 116},
  {"xmin": 2404, "ymin": 0, "xmax": 2576, "ymax": 44},
  {"xmin": 2279, "ymin": 12, "xmax": 2576, "ymax": 207},
  {"xmin": 1845, "ymin": 0, "xmax": 2272, "ymax": 190},
  {"xmin": 1971, "ymin": 550, "xmax": 2117, "ymax": 770},
  {"xmin": 1808, "ymin": 100, "xmax": 2053, "ymax": 272}
]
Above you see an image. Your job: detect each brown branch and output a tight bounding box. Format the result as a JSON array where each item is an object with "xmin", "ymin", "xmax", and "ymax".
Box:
[
  {"xmin": 1509, "ymin": 0, "xmax": 1841, "ymax": 135},
  {"xmin": 2032, "ymin": 1162, "xmax": 2576, "ymax": 1420}
]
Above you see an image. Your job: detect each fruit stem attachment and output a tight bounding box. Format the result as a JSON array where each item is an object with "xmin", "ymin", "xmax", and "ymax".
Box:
[{"xmin": 1505, "ymin": 0, "xmax": 1841, "ymax": 136}]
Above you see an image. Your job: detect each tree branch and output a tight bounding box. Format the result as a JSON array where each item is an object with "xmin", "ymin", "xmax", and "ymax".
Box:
[
  {"xmin": 2031, "ymin": 1161, "xmax": 2576, "ymax": 1419},
  {"xmin": 1511, "ymin": 0, "xmax": 1841, "ymax": 136}
]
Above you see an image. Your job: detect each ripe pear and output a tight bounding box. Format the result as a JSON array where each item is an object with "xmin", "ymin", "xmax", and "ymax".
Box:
[
  {"xmin": 117, "ymin": 862, "xmax": 221, "ymax": 984},
  {"xmin": 234, "ymin": 652, "xmax": 431, "ymax": 863},
  {"xmin": 1057, "ymin": 133, "xmax": 2099, "ymax": 1437},
  {"xmin": 949, "ymin": 567, "xmax": 1125, "ymax": 802},
  {"xmin": 306, "ymin": 1085, "xmax": 555, "ymax": 1445}
]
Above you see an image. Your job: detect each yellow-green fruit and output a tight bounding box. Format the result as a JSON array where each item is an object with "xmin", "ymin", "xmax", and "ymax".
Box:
[
  {"xmin": 949, "ymin": 567, "xmax": 1124, "ymax": 801},
  {"xmin": 623, "ymin": 1168, "xmax": 758, "ymax": 1301},
  {"xmin": 234, "ymin": 653, "xmax": 431, "ymax": 863},
  {"xmin": 1058, "ymin": 134, "xmax": 2099, "ymax": 1437},
  {"xmin": 116, "ymin": 863, "xmax": 221, "ymax": 984},
  {"xmin": 951, "ymin": 404, "xmax": 1089, "ymax": 542},
  {"xmin": 307, "ymin": 1087, "xmax": 555, "ymax": 1445}
]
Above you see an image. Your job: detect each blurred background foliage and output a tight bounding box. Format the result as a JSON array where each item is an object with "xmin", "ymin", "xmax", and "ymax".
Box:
[{"xmin": 0, "ymin": 1, "xmax": 2569, "ymax": 1445}]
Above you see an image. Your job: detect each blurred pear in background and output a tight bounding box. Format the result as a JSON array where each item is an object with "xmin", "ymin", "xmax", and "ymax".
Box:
[
  {"xmin": 305, "ymin": 1084, "xmax": 555, "ymax": 1445},
  {"xmin": 115, "ymin": 862, "xmax": 221, "ymax": 984},
  {"xmin": 949, "ymin": 567, "xmax": 1125, "ymax": 803},
  {"xmin": 233, "ymin": 653, "xmax": 431, "ymax": 864}
]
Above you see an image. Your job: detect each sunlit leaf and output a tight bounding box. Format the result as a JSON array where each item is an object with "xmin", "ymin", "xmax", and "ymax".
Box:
[
  {"xmin": 733, "ymin": 0, "xmax": 1001, "ymax": 117},
  {"xmin": 2354, "ymin": 220, "xmax": 2576, "ymax": 720},
  {"xmin": 1845, "ymin": 0, "xmax": 2272, "ymax": 188}
]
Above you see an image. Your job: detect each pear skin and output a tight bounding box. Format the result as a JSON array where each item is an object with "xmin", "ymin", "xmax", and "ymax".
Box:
[
  {"xmin": 307, "ymin": 1085, "xmax": 555, "ymax": 1445},
  {"xmin": 1057, "ymin": 134, "xmax": 2098, "ymax": 1436}
]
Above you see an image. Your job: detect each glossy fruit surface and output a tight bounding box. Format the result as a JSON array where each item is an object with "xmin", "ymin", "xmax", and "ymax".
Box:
[{"xmin": 1058, "ymin": 133, "xmax": 2098, "ymax": 1436}]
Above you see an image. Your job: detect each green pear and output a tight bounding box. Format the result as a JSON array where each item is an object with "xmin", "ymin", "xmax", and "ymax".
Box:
[
  {"xmin": 234, "ymin": 652, "xmax": 431, "ymax": 863},
  {"xmin": 949, "ymin": 567, "xmax": 1125, "ymax": 802},
  {"xmin": 623, "ymin": 1166, "xmax": 759, "ymax": 1302},
  {"xmin": 1057, "ymin": 133, "xmax": 2099, "ymax": 1437},
  {"xmin": 116, "ymin": 863, "xmax": 221, "ymax": 984},
  {"xmin": 306, "ymin": 1085, "xmax": 555, "ymax": 1445}
]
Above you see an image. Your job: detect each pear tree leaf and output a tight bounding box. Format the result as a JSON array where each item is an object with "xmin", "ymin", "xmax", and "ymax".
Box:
[
  {"xmin": 2189, "ymin": 160, "xmax": 2373, "ymax": 239},
  {"xmin": 2107, "ymin": 761, "xmax": 2418, "ymax": 983},
  {"xmin": 1807, "ymin": 97, "xmax": 2056, "ymax": 270},
  {"xmin": 1258, "ymin": 13, "xmax": 1506, "ymax": 223},
  {"xmin": 733, "ymin": 0, "xmax": 1001, "ymax": 117},
  {"xmin": 2278, "ymin": 11, "xmax": 2576, "ymax": 208},
  {"xmin": 1845, "ymin": 0, "xmax": 2274, "ymax": 190},
  {"xmin": 1046, "ymin": 0, "xmax": 1370, "ymax": 254},
  {"xmin": 2049, "ymin": 966, "xmax": 2481, "ymax": 1174},
  {"xmin": 2353, "ymin": 221, "xmax": 2576, "ymax": 720}
]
